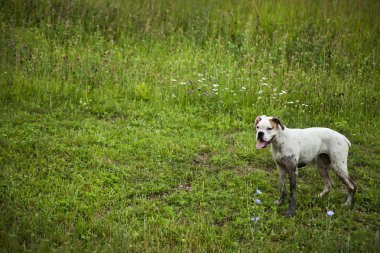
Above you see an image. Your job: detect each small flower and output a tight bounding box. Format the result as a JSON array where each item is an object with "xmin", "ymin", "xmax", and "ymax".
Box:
[
  {"xmin": 273, "ymin": 88, "xmax": 278, "ymax": 92},
  {"xmin": 241, "ymin": 87, "xmax": 247, "ymax": 90},
  {"xmin": 256, "ymin": 189, "xmax": 262, "ymax": 195},
  {"xmin": 286, "ymin": 101, "xmax": 294, "ymax": 104},
  {"xmin": 213, "ymin": 84, "xmax": 220, "ymax": 88},
  {"xmin": 180, "ymin": 82, "xmax": 187, "ymax": 85},
  {"xmin": 255, "ymin": 199, "xmax": 261, "ymax": 204},
  {"xmin": 171, "ymin": 94, "xmax": 176, "ymax": 98},
  {"xmin": 171, "ymin": 79, "xmax": 177, "ymax": 82},
  {"xmin": 261, "ymin": 83, "xmax": 269, "ymax": 86},
  {"xmin": 327, "ymin": 210, "xmax": 334, "ymax": 217},
  {"xmin": 212, "ymin": 88, "xmax": 218, "ymax": 92},
  {"xmin": 258, "ymin": 90, "xmax": 264, "ymax": 95},
  {"xmin": 251, "ymin": 217, "xmax": 260, "ymax": 222}
]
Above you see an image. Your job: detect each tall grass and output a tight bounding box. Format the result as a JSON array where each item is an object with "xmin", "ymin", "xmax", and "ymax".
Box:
[{"xmin": 1, "ymin": 0, "xmax": 379, "ymax": 124}]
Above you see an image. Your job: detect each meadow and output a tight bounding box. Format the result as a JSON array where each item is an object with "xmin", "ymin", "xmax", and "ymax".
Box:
[{"xmin": 0, "ymin": 0, "xmax": 379, "ymax": 251}]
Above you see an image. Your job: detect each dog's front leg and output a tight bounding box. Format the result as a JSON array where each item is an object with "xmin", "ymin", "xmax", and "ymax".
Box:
[
  {"xmin": 285, "ymin": 167, "xmax": 297, "ymax": 217},
  {"xmin": 276, "ymin": 165, "xmax": 287, "ymax": 206}
]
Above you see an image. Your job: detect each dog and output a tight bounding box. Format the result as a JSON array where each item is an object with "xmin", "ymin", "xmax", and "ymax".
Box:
[{"xmin": 255, "ymin": 115, "xmax": 356, "ymax": 217}]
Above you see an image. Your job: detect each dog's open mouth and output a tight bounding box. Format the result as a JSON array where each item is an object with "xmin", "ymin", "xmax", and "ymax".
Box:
[{"xmin": 256, "ymin": 136, "xmax": 275, "ymax": 149}]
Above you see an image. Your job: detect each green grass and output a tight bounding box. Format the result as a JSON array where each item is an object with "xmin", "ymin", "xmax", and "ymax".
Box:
[{"xmin": 1, "ymin": 0, "xmax": 380, "ymax": 252}]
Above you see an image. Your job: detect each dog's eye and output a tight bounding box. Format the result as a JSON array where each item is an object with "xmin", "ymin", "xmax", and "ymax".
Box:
[{"xmin": 267, "ymin": 127, "xmax": 273, "ymax": 130}]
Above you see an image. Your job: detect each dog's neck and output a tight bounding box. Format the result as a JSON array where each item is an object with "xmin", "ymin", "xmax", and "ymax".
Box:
[{"xmin": 271, "ymin": 127, "xmax": 287, "ymax": 151}]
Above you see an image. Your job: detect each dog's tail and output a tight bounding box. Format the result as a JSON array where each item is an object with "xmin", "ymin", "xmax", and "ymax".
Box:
[{"xmin": 344, "ymin": 136, "xmax": 351, "ymax": 147}]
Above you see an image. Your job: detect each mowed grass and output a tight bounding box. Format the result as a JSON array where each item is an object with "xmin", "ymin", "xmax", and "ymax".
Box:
[{"xmin": 0, "ymin": 0, "xmax": 380, "ymax": 252}]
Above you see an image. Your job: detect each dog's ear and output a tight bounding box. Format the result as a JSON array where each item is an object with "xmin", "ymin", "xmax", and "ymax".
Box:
[
  {"xmin": 254, "ymin": 116, "xmax": 262, "ymax": 126},
  {"xmin": 272, "ymin": 116, "xmax": 285, "ymax": 130}
]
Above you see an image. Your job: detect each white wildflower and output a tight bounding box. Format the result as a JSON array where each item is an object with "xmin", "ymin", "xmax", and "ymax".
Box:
[
  {"xmin": 327, "ymin": 210, "xmax": 334, "ymax": 217},
  {"xmin": 251, "ymin": 217, "xmax": 260, "ymax": 222}
]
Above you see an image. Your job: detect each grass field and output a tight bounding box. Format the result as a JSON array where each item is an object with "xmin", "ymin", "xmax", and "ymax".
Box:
[{"xmin": 1, "ymin": 0, "xmax": 380, "ymax": 252}]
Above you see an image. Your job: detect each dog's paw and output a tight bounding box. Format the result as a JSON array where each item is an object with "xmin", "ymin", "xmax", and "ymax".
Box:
[
  {"xmin": 343, "ymin": 201, "xmax": 353, "ymax": 208},
  {"xmin": 343, "ymin": 196, "xmax": 354, "ymax": 207},
  {"xmin": 319, "ymin": 190, "xmax": 330, "ymax": 198},
  {"xmin": 275, "ymin": 199, "xmax": 285, "ymax": 206},
  {"xmin": 285, "ymin": 209, "xmax": 295, "ymax": 217}
]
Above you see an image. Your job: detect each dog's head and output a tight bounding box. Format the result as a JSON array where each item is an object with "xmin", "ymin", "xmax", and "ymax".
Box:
[{"xmin": 254, "ymin": 115, "xmax": 285, "ymax": 149}]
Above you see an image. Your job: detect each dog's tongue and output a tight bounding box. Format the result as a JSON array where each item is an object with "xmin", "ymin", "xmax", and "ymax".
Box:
[{"xmin": 256, "ymin": 140, "xmax": 267, "ymax": 149}]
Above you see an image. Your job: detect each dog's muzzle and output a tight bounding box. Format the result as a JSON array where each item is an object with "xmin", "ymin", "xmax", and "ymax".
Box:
[{"xmin": 256, "ymin": 135, "xmax": 275, "ymax": 149}]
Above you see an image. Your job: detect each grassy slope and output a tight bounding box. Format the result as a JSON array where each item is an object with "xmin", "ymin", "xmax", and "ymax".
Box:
[{"xmin": 0, "ymin": 0, "xmax": 379, "ymax": 252}]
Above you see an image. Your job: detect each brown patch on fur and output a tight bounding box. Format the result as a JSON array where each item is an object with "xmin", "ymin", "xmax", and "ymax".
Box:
[
  {"xmin": 271, "ymin": 116, "xmax": 285, "ymax": 130},
  {"xmin": 269, "ymin": 118, "xmax": 279, "ymax": 129},
  {"xmin": 255, "ymin": 116, "xmax": 262, "ymax": 126}
]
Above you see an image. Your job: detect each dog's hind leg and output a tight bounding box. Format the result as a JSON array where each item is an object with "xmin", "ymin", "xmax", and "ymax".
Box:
[
  {"xmin": 335, "ymin": 168, "xmax": 356, "ymax": 206},
  {"xmin": 316, "ymin": 154, "xmax": 333, "ymax": 197},
  {"xmin": 330, "ymin": 152, "xmax": 356, "ymax": 206}
]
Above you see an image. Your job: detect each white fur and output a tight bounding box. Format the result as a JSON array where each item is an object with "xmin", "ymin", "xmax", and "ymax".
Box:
[{"xmin": 256, "ymin": 118, "xmax": 351, "ymax": 169}]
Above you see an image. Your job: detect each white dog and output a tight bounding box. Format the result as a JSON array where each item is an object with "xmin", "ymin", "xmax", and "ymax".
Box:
[{"xmin": 255, "ymin": 115, "xmax": 356, "ymax": 217}]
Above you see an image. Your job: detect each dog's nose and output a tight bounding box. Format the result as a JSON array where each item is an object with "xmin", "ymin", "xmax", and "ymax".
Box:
[{"xmin": 257, "ymin": 131, "xmax": 264, "ymax": 140}]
